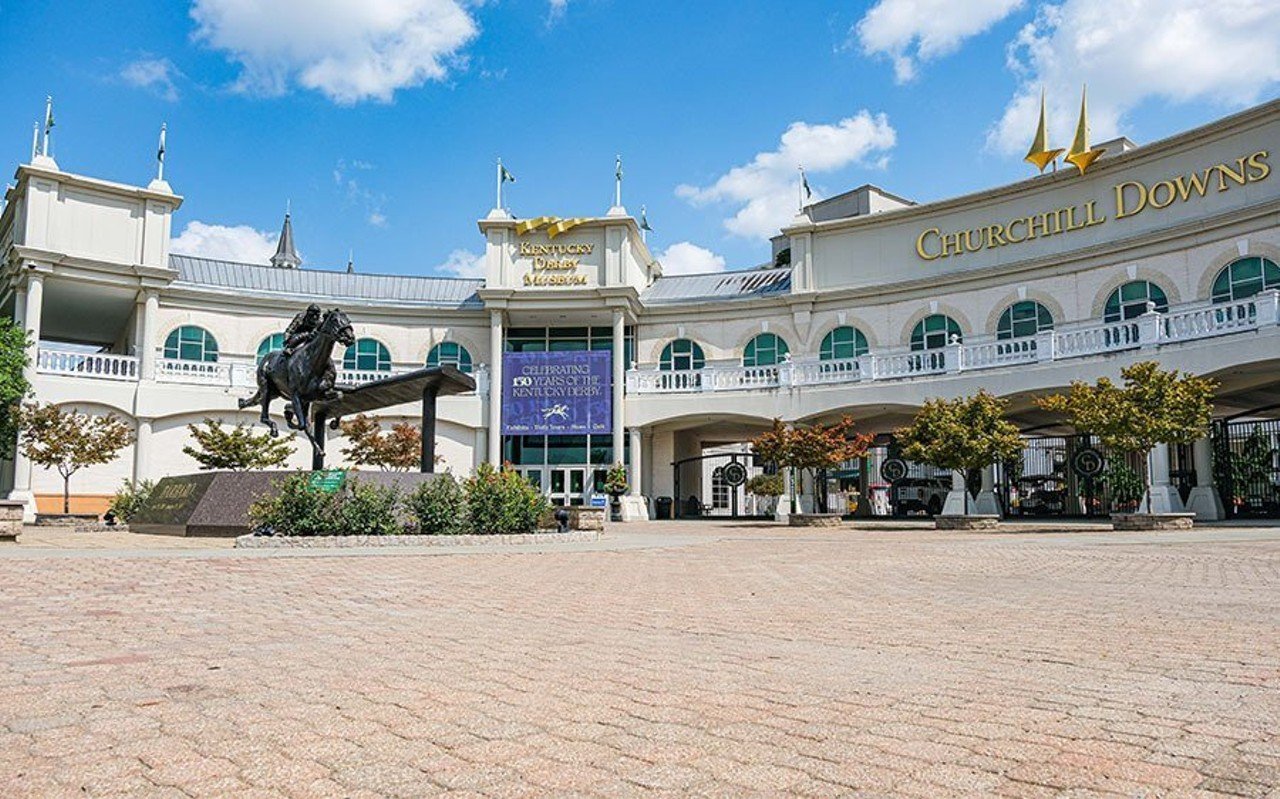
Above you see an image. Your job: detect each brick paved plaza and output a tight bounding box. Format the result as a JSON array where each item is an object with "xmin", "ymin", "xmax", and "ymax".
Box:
[{"xmin": 2, "ymin": 522, "xmax": 1279, "ymax": 798}]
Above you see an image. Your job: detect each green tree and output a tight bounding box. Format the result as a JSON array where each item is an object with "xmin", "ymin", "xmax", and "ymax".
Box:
[
  {"xmin": 183, "ymin": 418, "xmax": 295, "ymax": 470},
  {"xmin": 1037, "ymin": 361, "xmax": 1216, "ymax": 514},
  {"xmin": 0, "ymin": 319, "xmax": 31, "ymax": 459},
  {"xmin": 895, "ymin": 390, "xmax": 1024, "ymax": 514},
  {"xmin": 18, "ymin": 403, "xmax": 133, "ymax": 514},
  {"xmin": 753, "ymin": 417, "xmax": 873, "ymax": 513}
]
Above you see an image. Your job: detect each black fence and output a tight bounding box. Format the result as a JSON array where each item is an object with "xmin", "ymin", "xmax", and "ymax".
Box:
[{"xmin": 1213, "ymin": 418, "xmax": 1280, "ymax": 518}]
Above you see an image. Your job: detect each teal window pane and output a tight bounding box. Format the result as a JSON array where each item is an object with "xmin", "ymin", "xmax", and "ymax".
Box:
[
  {"xmin": 426, "ymin": 341, "xmax": 473, "ymax": 373},
  {"xmin": 996, "ymin": 301, "xmax": 1054, "ymax": 340},
  {"xmin": 163, "ymin": 326, "xmax": 218, "ymax": 362},
  {"xmin": 1105, "ymin": 281, "xmax": 1169, "ymax": 322},
  {"xmin": 343, "ymin": 338, "xmax": 391, "ymax": 371},
  {"xmin": 1212, "ymin": 257, "xmax": 1280, "ymax": 303},
  {"xmin": 742, "ymin": 333, "xmax": 789, "ymax": 367},
  {"xmin": 659, "ymin": 339, "xmax": 706, "ymax": 371},
  {"xmin": 910, "ymin": 315, "xmax": 961, "ymax": 351},
  {"xmin": 819, "ymin": 326, "xmax": 868, "ymax": 360}
]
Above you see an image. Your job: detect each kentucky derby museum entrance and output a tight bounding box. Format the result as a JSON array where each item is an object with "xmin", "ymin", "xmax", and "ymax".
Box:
[{"xmin": 500, "ymin": 326, "xmax": 634, "ymax": 506}]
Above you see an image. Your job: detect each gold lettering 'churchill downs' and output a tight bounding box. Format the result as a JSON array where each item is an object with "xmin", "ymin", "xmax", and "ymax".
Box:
[{"xmin": 916, "ymin": 150, "xmax": 1271, "ymax": 261}]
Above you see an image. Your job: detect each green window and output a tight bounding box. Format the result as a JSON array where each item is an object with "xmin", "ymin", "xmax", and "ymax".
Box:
[
  {"xmin": 819, "ymin": 326, "xmax": 869, "ymax": 360},
  {"xmin": 256, "ymin": 333, "xmax": 285, "ymax": 363},
  {"xmin": 1104, "ymin": 281, "xmax": 1168, "ymax": 322},
  {"xmin": 343, "ymin": 338, "xmax": 392, "ymax": 372},
  {"xmin": 1211, "ymin": 257, "xmax": 1280, "ymax": 303},
  {"xmin": 742, "ymin": 333, "xmax": 789, "ymax": 367},
  {"xmin": 163, "ymin": 325, "xmax": 219, "ymax": 362},
  {"xmin": 996, "ymin": 301, "xmax": 1054, "ymax": 340},
  {"xmin": 659, "ymin": 339, "xmax": 706, "ymax": 371},
  {"xmin": 426, "ymin": 341, "xmax": 473, "ymax": 373},
  {"xmin": 910, "ymin": 315, "xmax": 961, "ymax": 351}
]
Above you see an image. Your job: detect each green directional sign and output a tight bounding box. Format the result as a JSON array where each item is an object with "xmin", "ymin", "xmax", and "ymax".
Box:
[{"xmin": 308, "ymin": 469, "xmax": 347, "ymax": 494}]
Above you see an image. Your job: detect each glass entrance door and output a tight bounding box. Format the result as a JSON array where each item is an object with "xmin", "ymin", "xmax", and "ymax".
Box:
[{"xmin": 549, "ymin": 468, "xmax": 587, "ymax": 506}]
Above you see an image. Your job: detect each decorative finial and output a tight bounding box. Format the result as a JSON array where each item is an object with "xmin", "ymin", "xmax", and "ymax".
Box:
[
  {"xmin": 1065, "ymin": 85, "xmax": 1106, "ymax": 176},
  {"xmin": 270, "ymin": 207, "xmax": 301, "ymax": 269},
  {"xmin": 156, "ymin": 123, "xmax": 167, "ymax": 181},
  {"xmin": 1024, "ymin": 88, "xmax": 1064, "ymax": 173}
]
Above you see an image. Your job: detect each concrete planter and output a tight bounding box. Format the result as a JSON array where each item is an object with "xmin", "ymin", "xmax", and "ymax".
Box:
[
  {"xmin": 788, "ymin": 513, "xmax": 844, "ymax": 528},
  {"xmin": 1111, "ymin": 513, "xmax": 1195, "ymax": 531},
  {"xmin": 935, "ymin": 514, "xmax": 1001, "ymax": 531},
  {"xmin": 0, "ymin": 500, "xmax": 24, "ymax": 543},
  {"xmin": 34, "ymin": 513, "xmax": 99, "ymax": 527}
]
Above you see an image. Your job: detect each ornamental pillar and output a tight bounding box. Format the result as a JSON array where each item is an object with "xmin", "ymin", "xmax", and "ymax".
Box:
[
  {"xmin": 138, "ymin": 290, "xmax": 159, "ymax": 380},
  {"xmin": 611, "ymin": 308, "xmax": 625, "ymax": 466},
  {"xmin": 487, "ymin": 310, "xmax": 503, "ymax": 464},
  {"xmin": 1141, "ymin": 443, "xmax": 1184, "ymax": 513},
  {"xmin": 1185, "ymin": 435, "xmax": 1225, "ymax": 520}
]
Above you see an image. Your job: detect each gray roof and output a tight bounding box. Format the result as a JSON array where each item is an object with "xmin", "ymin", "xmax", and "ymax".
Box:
[
  {"xmin": 169, "ymin": 254, "xmax": 483, "ymax": 308},
  {"xmin": 641, "ymin": 266, "xmax": 792, "ymax": 305}
]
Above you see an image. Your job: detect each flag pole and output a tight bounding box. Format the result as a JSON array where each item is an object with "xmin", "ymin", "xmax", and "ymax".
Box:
[
  {"xmin": 156, "ymin": 123, "xmax": 167, "ymax": 182},
  {"xmin": 42, "ymin": 96, "xmax": 52, "ymax": 158},
  {"xmin": 615, "ymin": 155, "xmax": 622, "ymax": 208},
  {"xmin": 496, "ymin": 158, "xmax": 503, "ymax": 211},
  {"xmin": 30, "ymin": 122, "xmax": 38, "ymax": 162}
]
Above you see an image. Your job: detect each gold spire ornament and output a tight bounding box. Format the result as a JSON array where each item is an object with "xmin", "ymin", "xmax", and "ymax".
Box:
[
  {"xmin": 1024, "ymin": 89, "xmax": 1064, "ymax": 172},
  {"xmin": 1065, "ymin": 85, "xmax": 1105, "ymax": 176}
]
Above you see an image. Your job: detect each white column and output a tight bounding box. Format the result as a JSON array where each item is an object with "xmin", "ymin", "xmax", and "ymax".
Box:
[
  {"xmin": 133, "ymin": 419, "xmax": 153, "ymax": 483},
  {"xmin": 10, "ymin": 273, "xmax": 43, "ymax": 521},
  {"xmin": 1141, "ymin": 443, "xmax": 1184, "ymax": 514},
  {"xmin": 628, "ymin": 428, "xmax": 642, "ymax": 496},
  {"xmin": 1185, "ymin": 436, "xmax": 1225, "ymax": 520},
  {"xmin": 942, "ymin": 469, "xmax": 968, "ymax": 515},
  {"xmin": 611, "ymin": 309, "xmax": 625, "ymax": 467},
  {"xmin": 487, "ymin": 310, "xmax": 503, "ymax": 464},
  {"xmin": 138, "ymin": 291, "xmax": 159, "ymax": 380},
  {"xmin": 973, "ymin": 464, "xmax": 1002, "ymax": 516}
]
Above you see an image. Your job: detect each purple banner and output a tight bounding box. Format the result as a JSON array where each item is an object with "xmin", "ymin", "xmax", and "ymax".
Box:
[{"xmin": 501, "ymin": 350, "xmax": 612, "ymax": 435}]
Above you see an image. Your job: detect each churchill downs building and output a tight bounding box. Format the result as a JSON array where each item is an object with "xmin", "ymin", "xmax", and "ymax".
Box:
[{"xmin": 3, "ymin": 99, "xmax": 1280, "ymax": 523}]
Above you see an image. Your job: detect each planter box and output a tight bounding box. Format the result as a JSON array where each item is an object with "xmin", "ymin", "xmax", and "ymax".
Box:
[
  {"xmin": 236, "ymin": 531, "xmax": 601, "ymax": 549},
  {"xmin": 935, "ymin": 514, "xmax": 1000, "ymax": 531},
  {"xmin": 0, "ymin": 500, "xmax": 23, "ymax": 543},
  {"xmin": 570, "ymin": 507, "xmax": 606, "ymax": 532},
  {"xmin": 34, "ymin": 513, "xmax": 98, "ymax": 527},
  {"xmin": 1111, "ymin": 513, "xmax": 1195, "ymax": 531},
  {"xmin": 788, "ymin": 513, "xmax": 844, "ymax": 528}
]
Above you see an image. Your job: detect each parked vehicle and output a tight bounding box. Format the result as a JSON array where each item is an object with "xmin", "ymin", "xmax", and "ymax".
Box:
[
  {"xmin": 1011, "ymin": 475, "xmax": 1067, "ymax": 516},
  {"xmin": 892, "ymin": 477, "xmax": 949, "ymax": 516}
]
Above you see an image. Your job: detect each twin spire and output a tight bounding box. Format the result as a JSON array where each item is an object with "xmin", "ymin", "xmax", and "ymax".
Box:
[{"xmin": 1024, "ymin": 86, "xmax": 1106, "ymax": 176}]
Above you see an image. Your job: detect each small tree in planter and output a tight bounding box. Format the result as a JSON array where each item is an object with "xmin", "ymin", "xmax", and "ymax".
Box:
[
  {"xmin": 752, "ymin": 417, "xmax": 873, "ymax": 519},
  {"xmin": 895, "ymin": 390, "xmax": 1023, "ymax": 524},
  {"xmin": 603, "ymin": 462, "xmax": 628, "ymax": 522},
  {"xmin": 745, "ymin": 473, "xmax": 784, "ymax": 516},
  {"xmin": 339, "ymin": 414, "xmax": 429, "ymax": 471},
  {"xmin": 18, "ymin": 403, "xmax": 134, "ymax": 516},
  {"xmin": 183, "ymin": 418, "xmax": 295, "ymax": 470},
  {"xmin": 1037, "ymin": 361, "xmax": 1216, "ymax": 520}
]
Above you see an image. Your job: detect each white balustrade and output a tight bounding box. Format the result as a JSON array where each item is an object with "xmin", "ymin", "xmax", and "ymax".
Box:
[
  {"xmin": 1161, "ymin": 298, "xmax": 1257, "ymax": 342},
  {"xmin": 155, "ymin": 358, "xmax": 231, "ymax": 385},
  {"xmin": 36, "ymin": 349, "xmax": 139, "ymax": 381},
  {"xmin": 960, "ymin": 337, "xmax": 1038, "ymax": 370},
  {"xmin": 1053, "ymin": 319, "xmax": 1141, "ymax": 359}
]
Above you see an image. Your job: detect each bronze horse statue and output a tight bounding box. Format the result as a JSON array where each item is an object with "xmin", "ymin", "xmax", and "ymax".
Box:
[{"xmin": 238, "ymin": 307, "xmax": 355, "ymax": 455}]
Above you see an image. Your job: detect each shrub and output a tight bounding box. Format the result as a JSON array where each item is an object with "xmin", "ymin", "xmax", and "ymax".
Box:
[
  {"xmin": 407, "ymin": 472, "xmax": 467, "ymax": 535},
  {"xmin": 109, "ymin": 479, "xmax": 155, "ymax": 522},
  {"xmin": 746, "ymin": 473, "xmax": 784, "ymax": 497},
  {"xmin": 335, "ymin": 480, "xmax": 404, "ymax": 536},
  {"xmin": 464, "ymin": 463, "xmax": 549, "ymax": 535},
  {"xmin": 248, "ymin": 473, "xmax": 339, "ymax": 536}
]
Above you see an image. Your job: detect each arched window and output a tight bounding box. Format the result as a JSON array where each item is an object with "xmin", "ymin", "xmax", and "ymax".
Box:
[
  {"xmin": 163, "ymin": 326, "xmax": 219, "ymax": 362},
  {"xmin": 742, "ymin": 333, "xmax": 789, "ymax": 367},
  {"xmin": 1104, "ymin": 281, "xmax": 1168, "ymax": 322},
  {"xmin": 996, "ymin": 301, "xmax": 1054, "ymax": 340},
  {"xmin": 343, "ymin": 338, "xmax": 392, "ymax": 372},
  {"xmin": 426, "ymin": 341, "xmax": 473, "ymax": 373},
  {"xmin": 910, "ymin": 315, "xmax": 961, "ymax": 351},
  {"xmin": 819, "ymin": 326, "xmax": 869, "ymax": 360},
  {"xmin": 256, "ymin": 333, "xmax": 285, "ymax": 363},
  {"xmin": 1211, "ymin": 257, "xmax": 1280, "ymax": 303},
  {"xmin": 659, "ymin": 339, "xmax": 706, "ymax": 371}
]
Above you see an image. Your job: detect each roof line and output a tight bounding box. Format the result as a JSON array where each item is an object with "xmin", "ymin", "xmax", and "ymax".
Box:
[{"xmin": 169, "ymin": 253, "xmax": 484, "ymax": 283}]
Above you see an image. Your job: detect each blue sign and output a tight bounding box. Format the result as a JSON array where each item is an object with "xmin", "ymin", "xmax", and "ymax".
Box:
[{"xmin": 502, "ymin": 350, "xmax": 612, "ymax": 435}]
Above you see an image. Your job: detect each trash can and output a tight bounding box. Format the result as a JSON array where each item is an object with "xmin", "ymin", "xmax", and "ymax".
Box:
[{"xmin": 654, "ymin": 496, "xmax": 673, "ymax": 519}]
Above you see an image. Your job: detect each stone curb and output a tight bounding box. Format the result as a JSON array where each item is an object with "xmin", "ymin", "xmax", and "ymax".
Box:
[{"xmin": 235, "ymin": 531, "xmax": 602, "ymax": 549}]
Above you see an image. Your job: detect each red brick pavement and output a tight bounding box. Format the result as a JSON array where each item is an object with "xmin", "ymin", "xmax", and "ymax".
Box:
[{"xmin": 1, "ymin": 523, "xmax": 1279, "ymax": 797}]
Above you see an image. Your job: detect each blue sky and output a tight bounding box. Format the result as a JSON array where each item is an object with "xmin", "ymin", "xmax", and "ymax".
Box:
[{"xmin": 2, "ymin": 1, "xmax": 1277, "ymax": 277}]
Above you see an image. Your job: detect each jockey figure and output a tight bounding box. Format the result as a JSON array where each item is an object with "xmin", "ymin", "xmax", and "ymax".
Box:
[{"xmin": 283, "ymin": 304, "xmax": 323, "ymax": 356}]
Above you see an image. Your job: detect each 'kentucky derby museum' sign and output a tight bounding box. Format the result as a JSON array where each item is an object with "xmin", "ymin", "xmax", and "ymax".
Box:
[{"xmin": 502, "ymin": 350, "xmax": 612, "ymax": 435}]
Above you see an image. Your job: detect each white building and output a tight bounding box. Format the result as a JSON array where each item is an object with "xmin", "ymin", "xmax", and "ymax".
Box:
[{"xmin": 3, "ymin": 100, "xmax": 1280, "ymax": 522}]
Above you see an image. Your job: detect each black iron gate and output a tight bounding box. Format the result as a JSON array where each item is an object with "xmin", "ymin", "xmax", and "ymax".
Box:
[
  {"xmin": 1212, "ymin": 418, "xmax": 1280, "ymax": 518},
  {"xmin": 671, "ymin": 452, "xmax": 771, "ymax": 519}
]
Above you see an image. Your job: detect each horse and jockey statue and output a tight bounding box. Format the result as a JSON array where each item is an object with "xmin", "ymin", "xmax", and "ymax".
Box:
[{"xmin": 238, "ymin": 304, "xmax": 356, "ymax": 455}]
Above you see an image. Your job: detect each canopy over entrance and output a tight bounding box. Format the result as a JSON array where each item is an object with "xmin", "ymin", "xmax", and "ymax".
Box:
[{"xmin": 309, "ymin": 366, "xmax": 476, "ymax": 472}]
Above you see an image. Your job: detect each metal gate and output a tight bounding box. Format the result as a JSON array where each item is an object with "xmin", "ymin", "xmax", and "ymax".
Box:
[
  {"xmin": 1212, "ymin": 418, "xmax": 1280, "ymax": 518},
  {"xmin": 671, "ymin": 452, "xmax": 772, "ymax": 519}
]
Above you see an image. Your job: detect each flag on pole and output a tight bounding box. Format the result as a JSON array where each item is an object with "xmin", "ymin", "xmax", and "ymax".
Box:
[
  {"xmin": 800, "ymin": 167, "xmax": 812, "ymax": 200},
  {"xmin": 43, "ymin": 97, "xmax": 54, "ymax": 135},
  {"xmin": 500, "ymin": 163, "xmax": 516, "ymax": 184},
  {"xmin": 157, "ymin": 124, "xmax": 167, "ymax": 162},
  {"xmin": 640, "ymin": 205, "xmax": 652, "ymax": 232},
  {"xmin": 615, "ymin": 155, "xmax": 623, "ymax": 182}
]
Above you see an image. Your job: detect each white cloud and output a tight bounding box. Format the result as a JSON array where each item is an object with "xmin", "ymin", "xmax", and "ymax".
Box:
[
  {"xmin": 437, "ymin": 249, "xmax": 485, "ymax": 278},
  {"xmin": 171, "ymin": 221, "xmax": 277, "ymax": 263},
  {"xmin": 548, "ymin": 0, "xmax": 569, "ymax": 22},
  {"xmin": 676, "ymin": 111, "xmax": 896, "ymax": 240},
  {"xmin": 120, "ymin": 57, "xmax": 181, "ymax": 101},
  {"xmin": 855, "ymin": 0, "xmax": 1023, "ymax": 82},
  {"xmin": 656, "ymin": 242, "xmax": 727, "ymax": 276},
  {"xmin": 190, "ymin": 0, "xmax": 479, "ymax": 104},
  {"xmin": 988, "ymin": 0, "xmax": 1280, "ymax": 155}
]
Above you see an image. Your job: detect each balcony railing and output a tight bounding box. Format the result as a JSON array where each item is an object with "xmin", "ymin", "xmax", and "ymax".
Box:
[
  {"xmin": 36, "ymin": 349, "xmax": 139, "ymax": 381},
  {"xmin": 626, "ymin": 291, "xmax": 1280, "ymax": 394}
]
